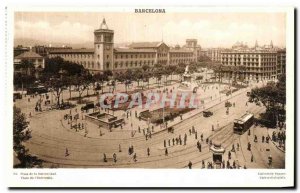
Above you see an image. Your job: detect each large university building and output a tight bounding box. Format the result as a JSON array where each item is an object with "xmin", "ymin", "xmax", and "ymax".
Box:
[{"xmin": 48, "ymin": 19, "xmax": 198, "ymax": 74}]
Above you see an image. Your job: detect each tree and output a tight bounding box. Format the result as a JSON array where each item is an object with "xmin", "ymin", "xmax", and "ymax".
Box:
[
  {"xmin": 45, "ymin": 75, "xmax": 67, "ymax": 106},
  {"xmin": 123, "ymin": 69, "xmax": 134, "ymax": 93},
  {"xmin": 134, "ymin": 68, "xmax": 143, "ymax": 88},
  {"xmin": 65, "ymin": 76, "xmax": 77, "ymax": 100},
  {"xmin": 13, "ymin": 106, "xmax": 42, "ymax": 168},
  {"xmin": 248, "ymin": 75, "xmax": 286, "ymax": 127},
  {"xmin": 44, "ymin": 56, "xmax": 85, "ymax": 76},
  {"xmin": 168, "ymin": 65, "xmax": 177, "ymax": 81},
  {"xmin": 153, "ymin": 64, "xmax": 163, "ymax": 87},
  {"xmin": 94, "ymin": 73, "xmax": 109, "ymax": 94},
  {"xmin": 142, "ymin": 64, "xmax": 150, "ymax": 89},
  {"xmin": 73, "ymin": 75, "xmax": 89, "ymax": 103}
]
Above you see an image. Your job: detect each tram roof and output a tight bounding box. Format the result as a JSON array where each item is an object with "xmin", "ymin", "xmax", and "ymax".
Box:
[{"xmin": 234, "ymin": 113, "xmax": 253, "ymax": 124}]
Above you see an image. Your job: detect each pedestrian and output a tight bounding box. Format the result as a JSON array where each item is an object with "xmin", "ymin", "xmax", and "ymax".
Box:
[
  {"xmin": 119, "ymin": 144, "xmax": 122, "ymax": 152},
  {"xmin": 165, "ymin": 148, "xmax": 168, "ymax": 156},
  {"xmin": 172, "ymin": 138, "xmax": 175, "ymax": 146},
  {"xmin": 251, "ymin": 155, "xmax": 254, "ymax": 162},
  {"xmin": 201, "ymin": 133, "xmax": 203, "ymax": 141},
  {"xmin": 164, "ymin": 140, "xmax": 166, "ymax": 147},
  {"xmin": 237, "ymin": 143, "xmax": 240, "ymax": 151},
  {"xmin": 199, "ymin": 143, "xmax": 202, "ymax": 152},
  {"xmin": 228, "ymin": 151, "xmax": 231, "ymax": 159},
  {"xmin": 138, "ymin": 126, "xmax": 141, "ymax": 133},
  {"xmin": 168, "ymin": 139, "xmax": 171, "ymax": 146},
  {"xmin": 231, "ymin": 144, "xmax": 235, "ymax": 152},
  {"xmin": 227, "ymin": 160, "xmax": 230, "ymax": 168},
  {"xmin": 189, "ymin": 129, "xmax": 192, "ymax": 135},
  {"xmin": 195, "ymin": 131, "xmax": 198, "ymax": 139},
  {"xmin": 65, "ymin": 148, "xmax": 69, "ymax": 157},
  {"xmin": 202, "ymin": 160, "xmax": 205, "ymax": 168},
  {"xmin": 206, "ymin": 138, "xmax": 209, "ymax": 144},
  {"xmin": 103, "ymin": 153, "xmax": 107, "ymax": 162},
  {"xmin": 133, "ymin": 153, "xmax": 137, "ymax": 162},
  {"xmin": 254, "ymin": 135, "xmax": 258, "ymax": 142},
  {"xmin": 247, "ymin": 142, "xmax": 251, "ymax": 151},
  {"xmin": 192, "ymin": 126, "xmax": 195, "ymax": 133},
  {"xmin": 188, "ymin": 161, "xmax": 192, "ymax": 169},
  {"xmin": 268, "ymin": 154, "xmax": 272, "ymax": 167},
  {"xmin": 113, "ymin": 153, "xmax": 117, "ymax": 163},
  {"xmin": 262, "ymin": 136, "xmax": 265, "ymax": 143},
  {"xmin": 212, "ymin": 125, "xmax": 214, "ymax": 131},
  {"xmin": 147, "ymin": 147, "xmax": 150, "ymax": 156}
]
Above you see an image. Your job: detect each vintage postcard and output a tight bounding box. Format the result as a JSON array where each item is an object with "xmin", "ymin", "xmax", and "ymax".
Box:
[{"xmin": 5, "ymin": 6, "xmax": 295, "ymax": 188}]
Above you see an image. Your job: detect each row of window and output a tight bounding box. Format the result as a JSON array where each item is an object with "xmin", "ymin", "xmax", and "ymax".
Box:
[
  {"xmin": 114, "ymin": 61, "xmax": 155, "ymax": 69},
  {"xmin": 170, "ymin": 58, "xmax": 194, "ymax": 63},
  {"xmin": 52, "ymin": 53, "xmax": 94, "ymax": 59},
  {"xmin": 115, "ymin": 53, "xmax": 156, "ymax": 59},
  {"xmin": 170, "ymin": 54, "xmax": 194, "ymax": 57}
]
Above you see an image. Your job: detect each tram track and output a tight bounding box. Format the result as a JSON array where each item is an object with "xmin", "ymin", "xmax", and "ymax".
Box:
[{"xmin": 25, "ymin": 88, "xmax": 267, "ymax": 168}]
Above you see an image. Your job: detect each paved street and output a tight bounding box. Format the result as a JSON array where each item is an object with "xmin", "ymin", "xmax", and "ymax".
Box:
[{"xmin": 14, "ymin": 78, "xmax": 285, "ymax": 169}]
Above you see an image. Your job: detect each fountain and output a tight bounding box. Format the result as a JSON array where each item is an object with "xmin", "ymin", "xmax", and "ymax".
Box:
[
  {"xmin": 85, "ymin": 112, "xmax": 124, "ymax": 130},
  {"xmin": 177, "ymin": 65, "xmax": 199, "ymax": 93}
]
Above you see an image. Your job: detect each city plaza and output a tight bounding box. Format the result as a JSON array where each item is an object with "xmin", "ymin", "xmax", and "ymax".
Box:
[
  {"xmin": 13, "ymin": 19, "xmax": 285, "ymax": 169},
  {"xmin": 14, "ymin": 69, "xmax": 285, "ymax": 169}
]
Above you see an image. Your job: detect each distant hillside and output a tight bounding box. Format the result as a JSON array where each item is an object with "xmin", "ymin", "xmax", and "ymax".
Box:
[
  {"xmin": 14, "ymin": 38, "xmax": 93, "ymax": 49},
  {"xmin": 14, "ymin": 38, "xmax": 133, "ymax": 49}
]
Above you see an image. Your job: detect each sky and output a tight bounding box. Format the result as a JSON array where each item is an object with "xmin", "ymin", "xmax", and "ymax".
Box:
[{"xmin": 14, "ymin": 12, "xmax": 286, "ymax": 48}]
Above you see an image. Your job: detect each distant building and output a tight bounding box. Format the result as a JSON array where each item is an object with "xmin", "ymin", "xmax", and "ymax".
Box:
[
  {"xmin": 14, "ymin": 45, "xmax": 30, "ymax": 57},
  {"xmin": 14, "ymin": 51, "xmax": 45, "ymax": 78},
  {"xmin": 184, "ymin": 39, "xmax": 202, "ymax": 62},
  {"xmin": 220, "ymin": 41, "xmax": 286, "ymax": 81},
  {"xmin": 32, "ymin": 45, "xmax": 72, "ymax": 57},
  {"xmin": 48, "ymin": 18, "xmax": 197, "ymax": 74},
  {"xmin": 277, "ymin": 49, "xmax": 286, "ymax": 78}
]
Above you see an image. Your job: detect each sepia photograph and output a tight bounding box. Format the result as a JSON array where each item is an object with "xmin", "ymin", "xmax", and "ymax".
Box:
[{"xmin": 6, "ymin": 6, "xmax": 295, "ymax": 188}]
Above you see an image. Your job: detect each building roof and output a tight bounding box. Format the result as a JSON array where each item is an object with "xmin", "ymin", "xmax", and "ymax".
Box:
[
  {"xmin": 114, "ymin": 48, "xmax": 156, "ymax": 53},
  {"xmin": 49, "ymin": 48, "xmax": 94, "ymax": 54},
  {"xmin": 169, "ymin": 49, "xmax": 193, "ymax": 53},
  {"xmin": 15, "ymin": 51, "xmax": 43, "ymax": 59},
  {"xmin": 128, "ymin": 42, "xmax": 166, "ymax": 49}
]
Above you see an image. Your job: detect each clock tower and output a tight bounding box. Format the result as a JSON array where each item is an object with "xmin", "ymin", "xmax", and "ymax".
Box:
[{"xmin": 94, "ymin": 18, "xmax": 114, "ymax": 71}]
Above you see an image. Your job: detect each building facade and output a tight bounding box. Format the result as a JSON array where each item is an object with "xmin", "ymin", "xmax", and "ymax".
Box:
[
  {"xmin": 48, "ymin": 19, "xmax": 197, "ymax": 74},
  {"xmin": 221, "ymin": 49, "xmax": 285, "ymax": 81},
  {"xmin": 277, "ymin": 49, "xmax": 286, "ymax": 78},
  {"xmin": 14, "ymin": 51, "xmax": 45, "ymax": 78}
]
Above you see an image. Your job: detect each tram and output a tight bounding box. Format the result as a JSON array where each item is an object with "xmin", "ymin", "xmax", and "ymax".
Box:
[{"xmin": 233, "ymin": 112, "xmax": 254, "ymax": 134}]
